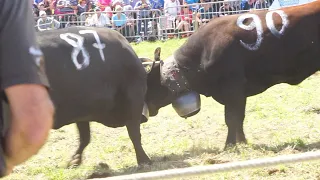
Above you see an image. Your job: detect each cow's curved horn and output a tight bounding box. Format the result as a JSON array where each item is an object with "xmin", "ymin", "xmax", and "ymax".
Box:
[{"xmin": 154, "ymin": 47, "xmax": 161, "ymax": 61}]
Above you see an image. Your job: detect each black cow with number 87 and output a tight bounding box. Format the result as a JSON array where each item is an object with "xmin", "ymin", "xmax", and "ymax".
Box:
[{"xmin": 3, "ymin": 26, "xmax": 151, "ymax": 168}]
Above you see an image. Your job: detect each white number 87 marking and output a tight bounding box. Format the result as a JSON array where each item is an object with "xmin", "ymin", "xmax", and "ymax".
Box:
[{"xmin": 59, "ymin": 30, "xmax": 106, "ymax": 70}]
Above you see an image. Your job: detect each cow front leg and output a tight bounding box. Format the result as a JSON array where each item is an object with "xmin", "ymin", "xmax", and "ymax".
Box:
[
  {"xmin": 223, "ymin": 84, "xmax": 247, "ymax": 148},
  {"xmin": 67, "ymin": 122, "xmax": 91, "ymax": 168},
  {"xmin": 126, "ymin": 118, "xmax": 151, "ymax": 166}
]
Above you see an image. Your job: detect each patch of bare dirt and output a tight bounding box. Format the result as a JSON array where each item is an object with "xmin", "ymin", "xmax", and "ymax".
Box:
[
  {"xmin": 267, "ymin": 168, "xmax": 286, "ymax": 175},
  {"xmin": 304, "ymin": 107, "xmax": 320, "ymax": 114},
  {"xmin": 87, "ymin": 162, "xmax": 111, "ymax": 179},
  {"xmin": 87, "ymin": 172, "xmax": 111, "ymax": 179},
  {"xmin": 204, "ymin": 158, "xmax": 230, "ymax": 165}
]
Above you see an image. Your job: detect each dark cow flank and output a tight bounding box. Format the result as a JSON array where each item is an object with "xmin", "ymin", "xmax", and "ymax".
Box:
[{"xmin": 143, "ymin": 1, "xmax": 320, "ymax": 148}]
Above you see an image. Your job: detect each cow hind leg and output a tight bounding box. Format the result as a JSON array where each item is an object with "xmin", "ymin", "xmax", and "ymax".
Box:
[
  {"xmin": 222, "ymin": 81, "xmax": 247, "ymax": 149},
  {"xmin": 125, "ymin": 86, "xmax": 151, "ymax": 166},
  {"xmin": 67, "ymin": 122, "xmax": 91, "ymax": 168}
]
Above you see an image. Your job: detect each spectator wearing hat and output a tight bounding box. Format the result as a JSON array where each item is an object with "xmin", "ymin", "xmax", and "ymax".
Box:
[
  {"xmin": 37, "ymin": 11, "xmax": 61, "ymax": 31},
  {"xmin": 38, "ymin": 2, "xmax": 51, "ymax": 16},
  {"xmin": 91, "ymin": 7, "xmax": 111, "ymax": 27}
]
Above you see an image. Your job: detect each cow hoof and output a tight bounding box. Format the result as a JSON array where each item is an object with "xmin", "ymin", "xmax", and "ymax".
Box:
[
  {"xmin": 223, "ymin": 143, "xmax": 237, "ymax": 151},
  {"xmin": 236, "ymin": 134, "xmax": 247, "ymax": 144},
  {"xmin": 67, "ymin": 154, "xmax": 82, "ymax": 168},
  {"xmin": 137, "ymin": 161, "xmax": 152, "ymax": 169},
  {"xmin": 236, "ymin": 140, "xmax": 248, "ymax": 145},
  {"xmin": 138, "ymin": 159, "xmax": 152, "ymax": 167}
]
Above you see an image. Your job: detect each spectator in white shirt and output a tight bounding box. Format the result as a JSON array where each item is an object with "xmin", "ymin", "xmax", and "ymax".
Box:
[
  {"xmin": 91, "ymin": 7, "xmax": 111, "ymax": 27},
  {"xmin": 36, "ymin": 10, "xmax": 60, "ymax": 31},
  {"xmin": 164, "ymin": 0, "xmax": 181, "ymax": 17}
]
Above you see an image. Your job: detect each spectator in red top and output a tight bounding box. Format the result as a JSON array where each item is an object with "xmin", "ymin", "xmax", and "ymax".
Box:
[
  {"xmin": 175, "ymin": 3, "xmax": 193, "ymax": 36},
  {"xmin": 98, "ymin": 0, "xmax": 112, "ymax": 10},
  {"xmin": 179, "ymin": 3, "xmax": 193, "ymax": 24}
]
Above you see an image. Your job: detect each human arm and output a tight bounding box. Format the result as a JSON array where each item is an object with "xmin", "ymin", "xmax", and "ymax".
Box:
[
  {"xmin": 0, "ymin": 0, "xmax": 55, "ymax": 176},
  {"xmin": 3, "ymin": 85, "xmax": 54, "ymax": 175}
]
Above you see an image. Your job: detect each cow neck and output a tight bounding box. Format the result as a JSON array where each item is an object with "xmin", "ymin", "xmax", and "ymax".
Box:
[{"xmin": 172, "ymin": 51, "xmax": 203, "ymax": 74}]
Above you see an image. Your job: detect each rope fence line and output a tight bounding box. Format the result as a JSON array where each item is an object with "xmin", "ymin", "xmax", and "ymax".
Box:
[{"xmin": 90, "ymin": 150, "xmax": 320, "ymax": 180}]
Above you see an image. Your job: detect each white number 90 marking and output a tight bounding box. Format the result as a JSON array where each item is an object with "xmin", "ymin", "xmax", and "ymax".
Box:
[{"xmin": 237, "ymin": 10, "xmax": 289, "ymax": 51}]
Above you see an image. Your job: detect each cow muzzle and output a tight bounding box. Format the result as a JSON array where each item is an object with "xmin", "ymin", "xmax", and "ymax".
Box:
[{"xmin": 172, "ymin": 91, "xmax": 201, "ymax": 118}]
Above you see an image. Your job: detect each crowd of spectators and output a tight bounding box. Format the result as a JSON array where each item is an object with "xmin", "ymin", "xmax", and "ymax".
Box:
[{"xmin": 32, "ymin": 0, "xmax": 272, "ymax": 41}]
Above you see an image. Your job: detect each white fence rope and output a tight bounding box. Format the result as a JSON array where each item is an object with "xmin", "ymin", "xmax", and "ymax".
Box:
[{"xmin": 90, "ymin": 150, "xmax": 320, "ymax": 180}]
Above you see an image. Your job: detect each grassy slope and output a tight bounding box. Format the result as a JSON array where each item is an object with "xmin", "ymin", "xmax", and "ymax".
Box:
[{"xmin": 4, "ymin": 39, "xmax": 320, "ymax": 180}]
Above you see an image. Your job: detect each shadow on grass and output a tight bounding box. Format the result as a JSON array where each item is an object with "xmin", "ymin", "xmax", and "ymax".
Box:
[
  {"xmin": 251, "ymin": 140, "xmax": 320, "ymax": 153},
  {"xmin": 87, "ymin": 146, "xmax": 221, "ymax": 179},
  {"xmin": 306, "ymin": 108, "xmax": 320, "ymax": 114},
  {"xmin": 86, "ymin": 140, "xmax": 320, "ymax": 179}
]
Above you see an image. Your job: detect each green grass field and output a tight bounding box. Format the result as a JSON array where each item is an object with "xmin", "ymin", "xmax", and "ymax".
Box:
[{"xmin": 4, "ymin": 39, "xmax": 320, "ymax": 180}]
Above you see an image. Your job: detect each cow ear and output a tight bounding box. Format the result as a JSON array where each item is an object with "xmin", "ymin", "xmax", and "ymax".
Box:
[{"xmin": 154, "ymin": 47, "xmax": 161, "ymax": 62}]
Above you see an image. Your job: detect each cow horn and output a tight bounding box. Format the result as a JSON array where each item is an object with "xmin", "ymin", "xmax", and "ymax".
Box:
[{"xmin": 154, "ymin": 47, "xmax": 161, "ymax": 62}]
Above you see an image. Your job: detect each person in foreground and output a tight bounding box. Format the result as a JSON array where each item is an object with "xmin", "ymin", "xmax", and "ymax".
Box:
[{"xmin": 0, "ymin": 0, "xmax": 55, "ymax": 177}]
